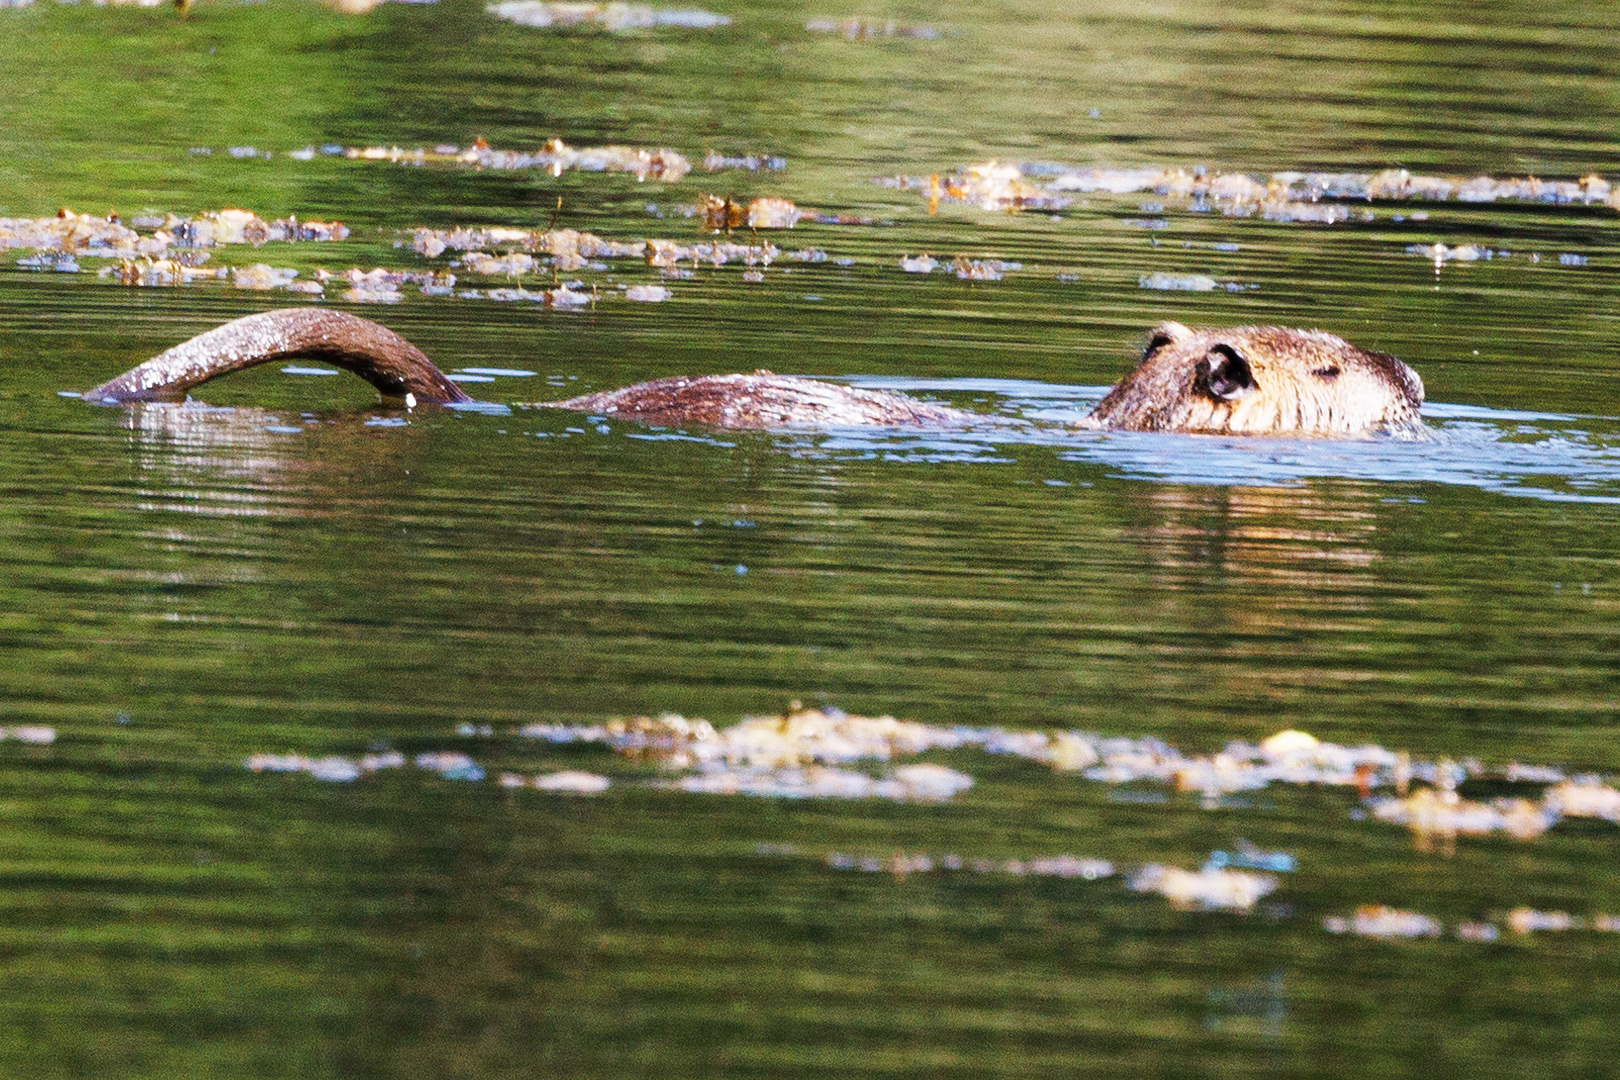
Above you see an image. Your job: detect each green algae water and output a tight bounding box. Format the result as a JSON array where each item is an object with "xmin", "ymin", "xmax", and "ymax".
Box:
[{"xmin": 4, "ymin": 0, "xmax": 1620, "ymax": 1075}]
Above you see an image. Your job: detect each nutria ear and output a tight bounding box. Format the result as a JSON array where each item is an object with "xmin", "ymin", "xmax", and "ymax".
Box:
[
  {"xmin": 1142, "ymin": 321, "xmax": 1193, "ymax": 357},
  {"xmin": 1199, "ymin": 344, "xmax": 1255, "ymax": 401}
]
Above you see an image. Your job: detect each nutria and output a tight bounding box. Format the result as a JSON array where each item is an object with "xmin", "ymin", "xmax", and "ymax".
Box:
[{"xmin": 82, "ymin": 309, "xmax": 1424, "ymax": 436}]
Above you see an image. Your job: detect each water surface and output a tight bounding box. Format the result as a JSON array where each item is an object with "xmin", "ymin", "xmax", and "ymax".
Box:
[{"xmin": 4, "ymin": 0, "xmax": 1620, "ymax": 1075}]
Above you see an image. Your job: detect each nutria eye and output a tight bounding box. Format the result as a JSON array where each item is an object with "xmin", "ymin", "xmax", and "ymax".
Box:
[
  {"xmin": 1313, "ymin": 364, "xmax": 1341, "ymax": 381},
  {"xmin": 1200, "ymin": 345, "xmax": 1254, "ymax": 401}
]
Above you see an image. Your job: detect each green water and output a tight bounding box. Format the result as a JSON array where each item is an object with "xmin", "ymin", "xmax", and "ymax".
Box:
[{"xmin": 4, "ymin": 0, "xmax": 1620, "ymax": 1075}]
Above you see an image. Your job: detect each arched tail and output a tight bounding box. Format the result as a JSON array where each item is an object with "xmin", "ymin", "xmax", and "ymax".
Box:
[{"xmin": 83, "ymin": 308, "xmax": 473, "ymax": 405}]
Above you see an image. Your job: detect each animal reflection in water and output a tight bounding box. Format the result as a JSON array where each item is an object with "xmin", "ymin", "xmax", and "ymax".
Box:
[{"xmin": 84, "ymin": 308, "xmax": 1425, "ymax": 437}]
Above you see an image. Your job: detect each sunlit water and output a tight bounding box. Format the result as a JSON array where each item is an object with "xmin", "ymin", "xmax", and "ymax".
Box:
[{"xmin": 4, "ymin": 0, "xmax": 1620, "ymax": 1075}]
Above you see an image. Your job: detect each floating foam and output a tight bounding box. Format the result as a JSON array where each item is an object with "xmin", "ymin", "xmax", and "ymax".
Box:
[
  {"xmin": 532, "ymin": 770, "xmax": 611, "ymax": 793},
  {"xmin": 1129, "ymin": 864, "xmax": 1278, "ymax": 912},
  {"xmin": 1323, "ymin": 905, "xmax": 1443, "ymax": 939}
]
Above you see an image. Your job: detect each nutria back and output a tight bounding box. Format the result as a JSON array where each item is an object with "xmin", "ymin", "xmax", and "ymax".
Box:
[
  {"xmin": 1087, "ymin": 322, "xmax": 1424, "ymax": 436},
  {"xmin": 543, "ymin": 372, "xmax": 974, "ymax": 428}
]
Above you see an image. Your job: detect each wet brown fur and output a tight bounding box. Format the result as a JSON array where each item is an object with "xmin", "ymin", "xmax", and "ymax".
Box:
[
  {"xmin": 84, "ymin": 309, "xmax": 472, "ymax": 405},
  {"xmin": 545, "ymin": 372, "xmax": 972, "ymax": 428},
  {"xmin": 85, "ymin": 309, "xmax": 1424, "ymax": 437},
  {"xmin": 1086, "ymin": 321, "xmax": 1423, "ymax": 436}
]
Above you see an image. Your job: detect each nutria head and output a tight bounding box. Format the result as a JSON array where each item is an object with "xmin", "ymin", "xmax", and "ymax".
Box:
[{"xmin": 1086, "ymin": 322, "xmax": 1424, "ymax": 436}]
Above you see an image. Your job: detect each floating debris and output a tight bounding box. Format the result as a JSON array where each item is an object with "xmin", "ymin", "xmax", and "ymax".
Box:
[
  {"xmin": 324, "ymin": 0, "xmax": 442, "ymax": 12},
  {"xmin": 517, "ymin": 715, "xmax": 1558, "ymax": 817},
  {"xmin": 1248, "ymin": 200, "xmax": 1354, "ymax": 224},
  {"xmin": 0, "ymin": 208, "xmax": 345, "ymax": 262},
  {"xmin": 414, "ymin": 225, "xmax": 537, "ymax": 259},
  {"xmin": 1129, "ymin": 863, "xmax": 1278, "ymax": 912},
  {"xmin": 486, "ymin": 1, "xmax": 730, "ymax": 31},
  {"xmin": 546, "ymin": 285, "xmax": 593, "ymax": 308},
  {"xmin": 1, "ymin": 726, "xmax": 56, "ymax": 744},
  {"xmin": 624, "ymin": 284, "xmax": 671, "ymax": 301},
  {"xmin": 951, "ymin": 255, "xmax": 1019, "ymax": 281},
  {"xmin": 525, "ymin": 705, "xmax": 968, "ymax": 768},
  {"xmin": 1367, "ymin": 774, "xmax": 1620, "ymax": 849},
  {"xmin": 1543, "ymin": 777, "xmax": 1620, "ymax": 820},
  {"xmin": 645, "ymin": 237, "xmax": 778, "ymax": 269},
  {"xmin": 414, "ymin": 751, "xmax": 485, "ymax": 781},
  {"xmin": 1371, "ymin": 788, "xmax": 1555, "ymax": 846},
  {"xmin": 244, "ymin": 712, "xmax": 1620, "ymax": 863},
  {"xmin": 703, "ymin": 151, "xmax": 787, "ymax": 172},
  {"xmin": 16, "ymin": 253, "xmax": 80, "ymax": 272},
  {"xmin": 888, "ymin": 162, "xmax": 1620, "ymax": 218},
  {"xmin": 1505, "ymin": 762, "xmax": 1566, "ymax": 783},
  {"xmin": 532, "ymin": 769, "xmax": 610, "ymax": 792},
  {"xmin": 1407, "ymin": 242, "xmax": 1507, "ymax": 267},
  {"xmin": 1323, "ymin": 905, "xmax": 1444, "ymax": 940},
  {"xmin": 522, "ymin": 706, "xmax": 974, "ymax": 801},
  {"xmin": 699, "ymin": 194, "xmax": 801, "ymax": 231},
  {"xmin": 805, "ymin": 16, "xmax": 940, "ymax": 39},
  {"xmin": 342, "ymin": 268, "xmax": 404, "ymax": 303},
  {"xmin": 537, "ymin": 226, "xmax": 639, "ymax": 268},
  {"xmin": 513, "ymin": 715, "xmax": 1593, "ymax": 832},
  {"xmin": 109, "ymin": 259, "xmax": 179, "ymax": 287},
  {"xmin": 350, "ymin": 138, "xmax": 692, "ymax": 182},
  {"xmin": 826, "ymin": 850, "xmax": 1113, "ymax": 880},
  {"xmin": 1259, "ymin": 729, "xmax": 1318, "ymax": 757},
  {"xmin": 1203, "ymin": 842, "xmax": 1296, "ymax": 873},
  {"xmin": 1138, "ymin": 272, "xmax": 1220, "ymax": 291},
  {"xmin": 504, "ymin": 769, "xmax": 612, "ymax": 793},
  {"xmin": 898, "ymin": 254, "xmax": 938, "ymax": 273},
  {"xmin": 0, "ymin": 210, "xmax": 140, "ymax": 254},
  {"xmin": 673, "ymin": 761, "xmax": 972, "ymax": 801},
  {"xmin": 416, "ymin": 223, "xmax": 778, "ymax": 274},
  {"xmin": 190, "ymin": 209, "xmax": 267, "ymax": 246},
  {"xmin": 245, "ymin": 749, "xmax": 404, "ymax": 782},
  {"xmin": 1044, "ymin": 731, "xmax": 1102, "ymax": 772},
  {"xmin": 414, "ymin": 225, "xmax": 642, "ymax": 264},
  {"xmin": 890, "ymin": 762, "xmax": 974, "ymax": 799},
  {"xmin": 232, "ymin": 264, "xmax": 302, "ymax": 291},
  {"xmin": 486, "ymin": 286, "xmax": 546, "ymax": 302},
  {"xmin": 461, "ymin": 252, "xmax": 537, "ymax": 277},
  {"xmin": 1508, "ymin": 908, "xmax": 1578, "ymax": 934},
  {"xmin": 932, "ymin": 162, "xmax": 1071, "ymax": 213}
]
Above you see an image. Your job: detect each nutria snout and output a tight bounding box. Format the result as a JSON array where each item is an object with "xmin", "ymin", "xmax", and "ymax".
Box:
[
  {"xmin": 1086, "ymin": 321, "xmax": 1424, "ymax": 436},
  {"xmin": 83, "ymin": 309, "xmax": 1424, "ymax": 437}
]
